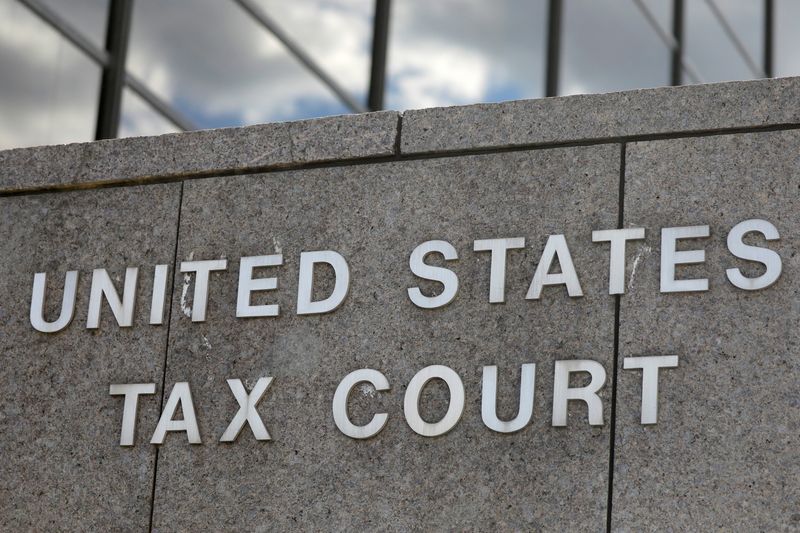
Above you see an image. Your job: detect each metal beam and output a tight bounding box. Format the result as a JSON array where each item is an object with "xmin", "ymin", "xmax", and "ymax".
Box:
[
  {"xmin": 95, "ymin": 0, "xmax": 134, "ymax": 139},
  {"xmin": 545, "ymin": 0, "xmax": 562, "ymax": 97},
  {"xmin": 233, "ymin": 0, "xmax": 367, "ymax": 113},
  {"xmin": 764, "ymin": 0, "xmax": 773, "ymax": 78},
  {"xmin": 368, "ymin": 0, "xmax": 391, "ymax": 111},
  {"xmin": 671, "ymin": 0, "xmax": 684, "ymax": 86},
  {"xmin": 17, "ymin": 0, "xmax": 196, "ymax": 133}
]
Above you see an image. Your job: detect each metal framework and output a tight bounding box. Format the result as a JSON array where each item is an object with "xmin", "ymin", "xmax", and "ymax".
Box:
[
  {"xmin": 18, "ymin": 0, "xmax": 196, "ymax": 132},
  {"xmin": 633, "ymin": 0, "xmax": 702, "ymax": 83},
  {"xmin": 15, "ymin": 0, "xmax": 777, "ymax": 142}
]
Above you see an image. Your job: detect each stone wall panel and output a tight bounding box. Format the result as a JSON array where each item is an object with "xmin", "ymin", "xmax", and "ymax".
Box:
[
  {"xmin": 0, "ymin": 184, "xmax": 181, "ymax": 530},
  {"xmin": 151, "ymin": 147, "xmax": 620, "ymax": 530},
  {"xmin": 612, "ymin": 130, "xmax": 800, "ymax": 530}
]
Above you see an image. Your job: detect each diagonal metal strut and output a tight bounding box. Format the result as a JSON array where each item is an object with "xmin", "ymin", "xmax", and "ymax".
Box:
[
  {"xmin": 233, "ymin": 0, "xmax": 367, "ymax": 113},
  {"xmin": 632, "ymin": 0, "xmax": 704, "ymax": 84},
  {"xmin": 702, "ymin": 0, "xmax": 766, "ymax": 78}
]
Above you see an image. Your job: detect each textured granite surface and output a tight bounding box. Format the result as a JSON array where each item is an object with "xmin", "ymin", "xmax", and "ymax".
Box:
[
  {"xmin": 0, "ymin": 111, "xmax": 398, "ymax": 193},
  {"xmin": 150, "ymin": 146, "xmax": 620, "ymax": 531},
  {"xmin": 0, "ymin": 184, "xmax": 180, "ymax": 530},
  {"xmin": 401, "ymin": 77, "xmax": 800, "ymax": 154},
  {"xmin": 611, "ymin": 131, "xmax": 800, "ymax": 530},
  {"xmin": 3, "ymin": 77, "xmax": 799, "ymax": 531}
]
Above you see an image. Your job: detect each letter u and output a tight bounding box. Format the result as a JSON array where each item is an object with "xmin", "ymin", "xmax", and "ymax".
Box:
[
  {"xmin": 482, "ymin": 364, "xmax": 536, "ymax": 433},
  {"xmin": 30, "ymin": 271, "xmax": 78, "ymax": 333}
]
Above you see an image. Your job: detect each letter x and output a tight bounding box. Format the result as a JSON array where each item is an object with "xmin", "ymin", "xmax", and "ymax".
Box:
[{"xmin": 219, "ymin": 377, "xmax": 273, "ymax": 442}]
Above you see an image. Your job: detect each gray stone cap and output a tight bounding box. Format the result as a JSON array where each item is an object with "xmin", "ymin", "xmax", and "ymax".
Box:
[
  {"xmin": 401, "ymin": 76, "xmax": 800, "ymax": 154},
  {"xmin": 3, "ymin": 76, "xmax": 800, "ymax": 193},
  {"xmin": 0, "ymin": 110, "xmax": 399, "ymax": 193}
]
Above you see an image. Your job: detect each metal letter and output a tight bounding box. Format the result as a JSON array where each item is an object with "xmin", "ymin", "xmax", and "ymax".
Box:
[
  {"xmin": 552, "ymin": 359, "xmax": 606, "ymax": 426},
  {"xmin": 332, "ymin": 369, "xmax": 390, "ymax": 439},
  {"xmin": 660, "ymin": 225, "xmax": 710, "ymax": 293},
  {"xmin": 86, "ymin": 267, "xmax": 139, "ymax": 328},
  {"xmin": 592, "ymin": 227, "xmax": 646, "ymax": 294},
  {"xmin": 407, "ymin": 240, "xmax": 459, "ymax": 309},
  {"xmin": 149, "ymin": 264, "xmax": 169, "ymax": 325},
  {"xmin": 481, "ymin": 364, "xmax": 536, "ymax": 433},
  {"xmin": 30, "ymin": 270, "xmax": 78, "ymax": 333},
  {"xmin": 219, "ymin": 377, "xmax": 273, "ymax": 442},
  {"xmin": 473, "ymin": 237, "xmax": 526, "ymax": 303},
  {"xmin": 404, "ymin": 365, "xmax": 465, "ymax": 437},
  {"xmin": 150, "ymin": 382, "xmax": 201, "ymax": 444},
  {"xmin": 623, "ymin": 355, "xmax": 678, "ymax": 424},
  {"xmin": 296, "ymin": 251, "xmax": 350, "ymax": 315},
  {"xmin": 236, "ymin": 255, "xmax": 282, "ymax": 318},
  {"xmin": 180, "ymin": 259, "xmax": 227, "ymax": 322},
  {"xmin": 109, "ymin": 383, "xmax": 156, "ymax": 446},
  {"xmin": 526, "ymin": 235, "xmax": 583, "ymax": 299},
  {"xmin": 725, "ymin": 219, "xmax": 781, "ymax": 290}
]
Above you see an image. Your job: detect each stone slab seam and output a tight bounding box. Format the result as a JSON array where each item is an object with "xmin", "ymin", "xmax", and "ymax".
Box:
[
  {"xmin": 606, "ymin": 142, "xmax": 626, "ymax": 533},
  {"xmin": 147, "ymin": 181, "xmax": 185, "ymax": 533}
]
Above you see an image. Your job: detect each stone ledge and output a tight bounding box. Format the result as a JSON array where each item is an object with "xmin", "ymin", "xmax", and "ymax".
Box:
[
  {"xmin": 0, "ymin": 110, "xmax": 399, "ymax": 193},
  {"xmin": 401, "ymin": 77, "xmax": 800, "ymax": 154}
]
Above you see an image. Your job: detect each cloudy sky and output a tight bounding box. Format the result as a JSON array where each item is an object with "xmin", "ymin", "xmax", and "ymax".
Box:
[{"xmin": 1, "ymin": 0, "xmax": 798, "ymax": 149}]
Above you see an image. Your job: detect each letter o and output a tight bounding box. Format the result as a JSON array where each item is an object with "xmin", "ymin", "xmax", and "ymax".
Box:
[{"xmin": 403, "ymin": 365, "xmax": 465, "ymax": 437}]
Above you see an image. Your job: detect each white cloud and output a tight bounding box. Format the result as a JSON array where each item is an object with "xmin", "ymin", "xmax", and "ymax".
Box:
[
  {"xmin": 256, "ymin": 0, "xmax": 372, "ymax": 96},
  {"xmin": 389, "ymin": 43, "xmax": 491, "ymax": 109},
  {"xmin": 125, "ymin": 0, "xmax": 371, "ymax": 129},
  {"xmin": 386, "ymin": 0, "xmax": 548, "ymax": 110}
]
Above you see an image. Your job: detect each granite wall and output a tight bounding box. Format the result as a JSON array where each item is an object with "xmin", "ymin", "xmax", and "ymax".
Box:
[{"xmin": 1, "ymin": 77, "xmax": 798, "ymax": 531}]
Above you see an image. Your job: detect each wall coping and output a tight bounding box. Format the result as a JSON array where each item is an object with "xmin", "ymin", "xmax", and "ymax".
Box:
[{"xmin": 2, "ymin": 77, "xmax": 799, "ymax": 194}]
